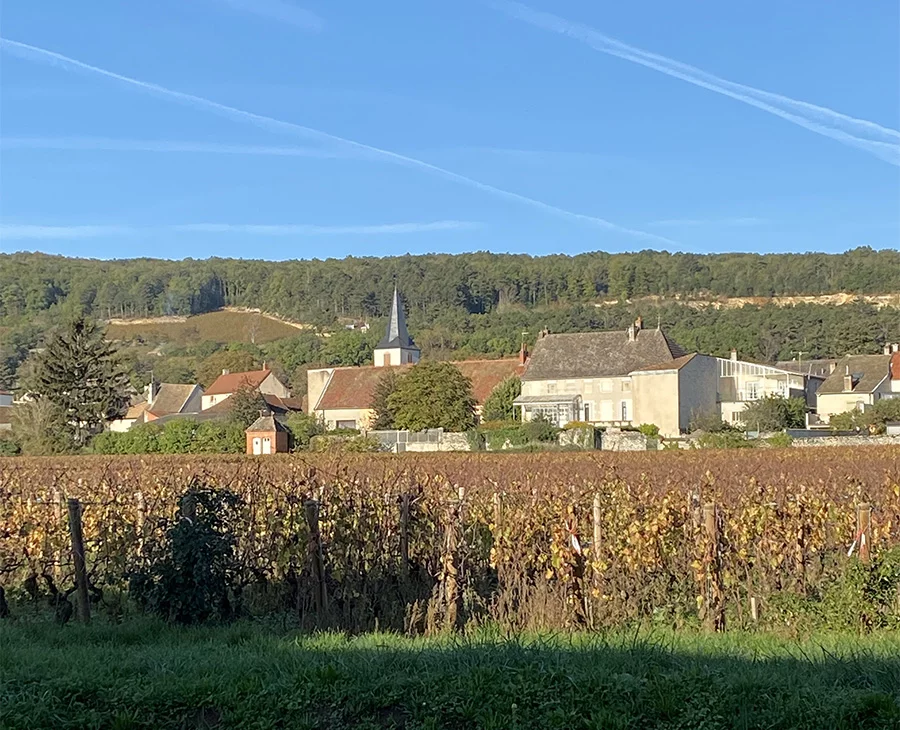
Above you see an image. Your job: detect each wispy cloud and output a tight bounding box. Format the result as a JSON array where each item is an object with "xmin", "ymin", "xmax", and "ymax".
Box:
[
  {"xmin": 491, "ymin": 1, "xmax": 900, "ymax": 166},
  {"xmin": 216, "ymin": 0, "xmax": 324, "ymax": 32},
  {"xmin": 0, "ymin": 225, "xmax": 135, "ymax": 240},
  {"xmin": 649, "ymin": 217, "xmax": 767, "ymax": 228},
  {"xmin": 0, "ymin": 221, "xmax": 479, "ymax": 240},
  {"xmin": 0, "ymin": 38, "xmax": 676, "ymax": 247},
  {"xmin": 172, "ymin": 221, "xmax": 480, "ymax": 235},
  {"xmin": 0, "ymin": 136, "xmax": 350, "ymax": 158}
]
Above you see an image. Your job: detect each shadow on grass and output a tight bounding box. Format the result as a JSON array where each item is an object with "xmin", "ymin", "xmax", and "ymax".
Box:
[{"xmin": 2, "ymin": 621, "xmax": 899, "ymax": 729}]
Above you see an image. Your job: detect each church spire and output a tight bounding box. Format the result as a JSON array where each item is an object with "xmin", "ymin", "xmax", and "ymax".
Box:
[
  {"xmin": 378, "ymin": 286, "xmax": 415, "ymax": 349},
  {"xmin": 374, "ymin": 286, "xmax": 420, "ymax": 366}
]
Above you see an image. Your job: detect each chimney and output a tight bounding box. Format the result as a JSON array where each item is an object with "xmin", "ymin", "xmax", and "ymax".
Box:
[
  {"xmin": 885, "ymin": 344, "xmax": 892, "ymax": 356},
  {"xmin": 262, "ymin": 361, "xmax": 267, "ymax": 370},
  {"xmin": 222, "ymin": 369, "xmax": 229, "ymax": 376},
  {"xmin": 634, "ymin": 316, "xmax": 643, "ymax": 332},
  {"xmin": 627, "ymin": 325, "xmax": 636, "ymax": 342},
  {"xmin": 519, "ymin": 341, "xmax": 528, "ymax": 366},
  {"xmin": 893, "ymin": 343, "xmax": 899, "ymax": 353},
  {"xmin": 892, "ymin": 351, "xmax": 900, "ymax": 381},
  {"xmin": 828, "ymin": 361, "xmax": 836, "ymax": 374},
  {"xmin": 148, "ymin": 380, "xmax": 157, "ymax": 404},
  {"xmin": 730, "ymin": 349, "xmax": 738, "ymax": 362}
]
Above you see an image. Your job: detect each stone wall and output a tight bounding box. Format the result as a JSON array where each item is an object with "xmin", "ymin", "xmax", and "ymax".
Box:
[
  {"xmin": 601, "ymin": 429, "xmax": 648, "ymax": 452},
  {"xmin": 558, "ymin": 427, "xmax": 599, "ymax": 450},
  {"xmin": 791, "ymin": 435, "xmax": 900, "ymax": 448},
  {"xmin": 406, "ymin": 432, "xmax": 471, "ymax": 452}
]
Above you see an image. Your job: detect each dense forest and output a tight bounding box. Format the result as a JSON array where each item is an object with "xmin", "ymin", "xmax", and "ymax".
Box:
[
  {"xmin": 1, "ymin": 248, "xmax": 898, "ymax": 392},
  {"xmin": 1, "ymin": 248, "xmax": 898, "ymax": 323}
]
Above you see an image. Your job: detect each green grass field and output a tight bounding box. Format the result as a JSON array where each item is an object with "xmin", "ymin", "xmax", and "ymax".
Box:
[{"xmin": 2, "ymin": 622, "xmax": 899, "ymax": 729}]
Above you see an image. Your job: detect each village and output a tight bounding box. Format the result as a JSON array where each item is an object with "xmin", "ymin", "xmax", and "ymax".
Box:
[{"xmin": 5, "ymin": 287, "xmax": 896, "ymax": 455}]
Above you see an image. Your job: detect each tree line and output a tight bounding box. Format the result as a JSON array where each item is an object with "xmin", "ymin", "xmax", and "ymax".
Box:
[{"xmin": 2, "ymin": 247, "xmax": 897, "ymax": 324}]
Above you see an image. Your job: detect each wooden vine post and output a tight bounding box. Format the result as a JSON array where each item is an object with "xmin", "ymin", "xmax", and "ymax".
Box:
[
  {"xmin": 305, "ymin": 499, "xmax": 327, "ymax": 617},
  {"xmin": 67, "ymin": 498, "xmax": 91, "ymax": 624},
  {"xmin": 857, "ymin": 503, "xmax": 872, "ymax": 563},
  {"xmin": 399, "ymin": 493, "xmax": 410, "ymax": 577},
  {"xmin": 702, "ymin": 501, "xmax": 724, "ymax": 632}
]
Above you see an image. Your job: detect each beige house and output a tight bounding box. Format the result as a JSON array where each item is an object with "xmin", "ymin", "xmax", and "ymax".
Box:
[
  {"xmin": 816, "ymin": 348, "xmax": 900, "ymax": 423},
  {"xmin": 717, "ymin": 352, "xmax": 824, "ymax": 427},
  {"xmin": 514, "ymin": 320, "xmax": 689, "ymax": 431},
  {"xmin": 630, "ymin": 354, "xmax": 719, "ymax": 436},
  {"xmin": 201, "ymin": 368, "xmax": 290, "ymax": 411}
]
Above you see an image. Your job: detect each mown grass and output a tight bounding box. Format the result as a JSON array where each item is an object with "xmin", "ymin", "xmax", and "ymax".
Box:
[{"xmin": 2, "ymin": 621, "xmax": 900, "ymax": 729}]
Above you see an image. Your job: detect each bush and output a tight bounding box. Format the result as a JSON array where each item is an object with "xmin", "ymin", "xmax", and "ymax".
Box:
[
  {"xmin": 129, "ymin": 486, "xmax": 240, "ymax": 624},
  {"xmin": 638, "ymin": 423, "xmax": 660, "ymax": 439},
  {"xmin": 739, "ymin": 396, "xmax": 807, "ymax": 431},
  {"xmin": 310, "ymin": 434, "xmax": 384, "ymax": 453},
  {"xmin": 695, "ymin": 431, "xmax": 755, "ymax": 449},
  {"xmin": 766, "ymin": 432, "xmax": 794, "ymax": 448},
  {"xmin": 0, "ymin": 435, "xmax": 21, "ymax": 456},
  {"xmin": 689, "ymin": 410, "xmax": 730, "ymax": 434},
  {"xmin": 285, "ymin": 412, "xmax": 324, "ymax": 451},
  {"xmin": 831, "ymin": 400, "xmax": 900, "ymax": 435}
]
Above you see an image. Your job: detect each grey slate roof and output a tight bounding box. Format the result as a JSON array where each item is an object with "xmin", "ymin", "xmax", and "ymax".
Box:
[
  {"xmin": 146, "ymin": 384, "xmax": 200, "ymax": 417},
  {"xmin": 522, "ymin": 328, "xmax": 686, "ymax": 381},
  {"xmin": 246, "ymin": 414, "xmax": 289, "ymax": 433},
  {"xmin": 817, "ymin": 355, "xmax": 891, "ymax": 395},
  {"xmin": 377, "ymin": 287, "xmax": 417, "ymax": 350},
  {"xmin": 775, "ymin": 359, "xmax": 837, "ymax": 378}
]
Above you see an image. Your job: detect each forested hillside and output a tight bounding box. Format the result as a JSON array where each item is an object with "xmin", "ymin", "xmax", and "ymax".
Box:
[
  {"xmin": 2, "ymin": 248, "xmax": 898, "ymax": 323},
  {"xmin": 1, "ymin": 248, "xmax": 898, "ymax": 392}
]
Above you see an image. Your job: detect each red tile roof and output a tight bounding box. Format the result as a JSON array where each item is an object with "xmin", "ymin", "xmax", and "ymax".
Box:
[
  {"xmin": 205, "ymin": 369, "xmax": 271, "ymax": 396},
  {"xmin": 315, "ymin": 359, "xmax": 525, "ymax": 411}
]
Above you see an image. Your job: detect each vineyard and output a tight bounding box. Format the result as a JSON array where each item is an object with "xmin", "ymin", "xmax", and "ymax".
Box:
[{"xmin": 2, "ymin": 447, "xmax": 900, "ymax": 631}]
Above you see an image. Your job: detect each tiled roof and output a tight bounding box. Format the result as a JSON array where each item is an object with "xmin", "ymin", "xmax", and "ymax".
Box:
[
  {"xmin": 522, "ymin": 328, "xmax": 685, "ymax": 381},
  {"xmin": 202, "ymin": 392, "xmax": 303, "ymax": 416},
  {"xmin": 124, "ymin": 401, "xmax": 150, "ymax": 420},
  {"xmin": 204, "ymin": 369, "xmax": 271, "ymax": 396},
  {"xmin": 818, "ymin": 355, "xmax": 891, "ymax": 395},
  {"xmin": 246, "ymin": 415, "xmax": 289, "ymax": 433},
  {"xmin": 631, "ymin": 353, "xmax": 699, "ymax": 373},
  {"xmin": 315, "ymin": 359, "xmax": 525, "ymax": 411},
  {"xmin": 146, "ymin": 384, "xmax": 200, "ymax": 416}
]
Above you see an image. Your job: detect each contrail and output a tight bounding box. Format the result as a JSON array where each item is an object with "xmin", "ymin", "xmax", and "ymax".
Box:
[
  {"xmin": 492, "ymin": 1, "xmax": 900, "ymax": 165},
  {"xmin": 0, "ymin": 38, "xmax": 677, "ymax": 246}
]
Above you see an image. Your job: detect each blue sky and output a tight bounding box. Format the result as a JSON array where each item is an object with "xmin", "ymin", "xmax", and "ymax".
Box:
[{"xmin": 0, "ymin": 0, "xmax": 897, "ymax": 260}]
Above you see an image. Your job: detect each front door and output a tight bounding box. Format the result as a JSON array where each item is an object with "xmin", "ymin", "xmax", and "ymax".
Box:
[
  {"xmin": 262, "ymin": 437, "xmax": 272, "ymax": 455},
  {"xmin": 252, "ymin": 437, "xmax": 262, "ymax": 455}
]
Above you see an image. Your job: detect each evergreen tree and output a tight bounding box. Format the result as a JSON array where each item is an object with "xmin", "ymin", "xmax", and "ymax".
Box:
[
  {"xmin": 388, "ymin": 362, "xmax": 476, "ymax": 432},
  {"xmin": 370, "ymin": 370, "xmax": 404, "ymax": 429},
  {"xmin": 30, "ymin": 316, "xmax": 129, "ymax": 446},
  {"xmin": 481, "ymin": 376, "xmax": 521, "ymax": 422}
]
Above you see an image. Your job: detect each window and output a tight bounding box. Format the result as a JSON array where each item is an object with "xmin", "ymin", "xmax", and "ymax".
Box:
[
  {"xmin": 746, "ymin": 382, "xmax": 760, "ymax": 400},
  {"xmin": 599, "ymin": 380, "xmax": 613, "ymax": 393},
  {"xmin": 583, "ymin": 403, "xmax": 591, "ymax": 421},
  {"xmin": 622, "ymin": 379, "xmax": 631, "ymax": 392},
  {"xmin": 546, "ymin": 381, "xmax": 557, "ymax": 394},
  {"xmin": 621, "ymin": 401, "xmax": 631, "ymax": 421},
  {"xmin": 336, "ymin": 419, "xmax": 357, "ymax": 430}
]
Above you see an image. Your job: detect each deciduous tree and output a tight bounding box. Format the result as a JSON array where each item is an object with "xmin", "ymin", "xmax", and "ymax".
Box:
[{"xmin": 388, "ymin": 362, "xmax": 475, "ymax": 432}]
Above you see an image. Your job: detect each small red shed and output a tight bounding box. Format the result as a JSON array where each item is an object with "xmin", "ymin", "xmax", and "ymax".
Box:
[{"xmin": 245, "ymin": 414, "xmax": 290, "ymax": 455}]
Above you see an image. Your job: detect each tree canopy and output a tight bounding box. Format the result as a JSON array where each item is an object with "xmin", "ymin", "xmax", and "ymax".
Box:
[
  {"xmin": 388, "ymin": 362, "xmax": 476, "ymax": 432},
  {"xmin": 481, "ymin": 376, "xmax": 522, "ymax": 422}
]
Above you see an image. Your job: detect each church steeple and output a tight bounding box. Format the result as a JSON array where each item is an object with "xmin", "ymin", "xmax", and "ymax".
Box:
[{"xmin": 374, "ymin": 287, "xmax": 420, "ymax": 367}]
